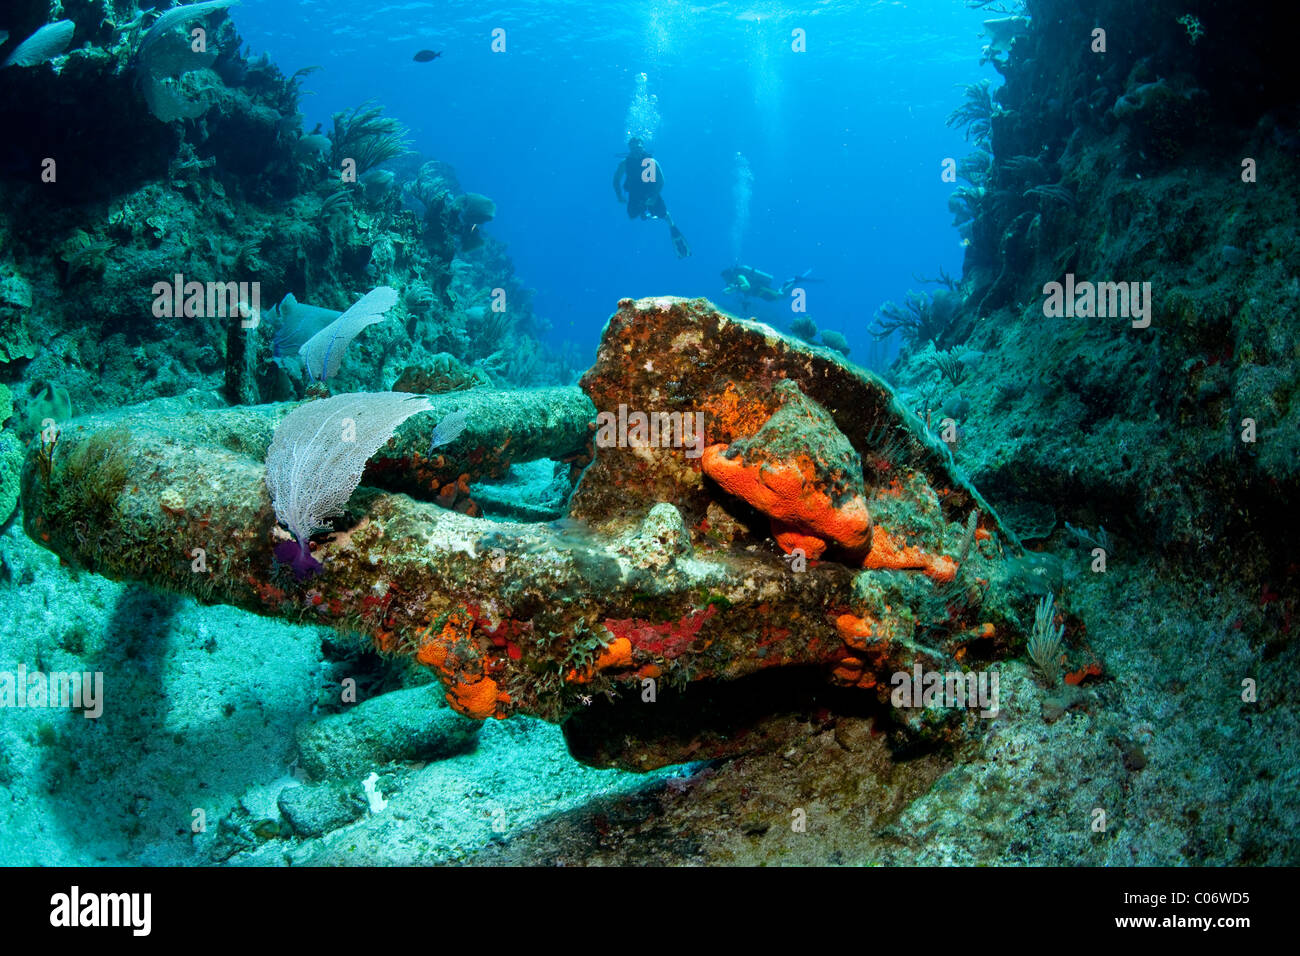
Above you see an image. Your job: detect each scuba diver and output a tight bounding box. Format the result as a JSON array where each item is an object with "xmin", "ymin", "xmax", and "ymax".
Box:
[
  {"xmin": 721, "ymin": 265, "xmax": 817, "ymax": 307},
  {"xmin": 613, "ymin": 137, "xmax": 691, "ymax": 259}
]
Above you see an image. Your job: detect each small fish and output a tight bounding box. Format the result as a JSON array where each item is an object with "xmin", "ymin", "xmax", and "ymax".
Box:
[
  {"xmin": 428, "ymin": 408, "xmax": 469, "ymax": 457},
  {"xmin": 413, "ymin": 49, "xmax": 441, "ymax": 62}
]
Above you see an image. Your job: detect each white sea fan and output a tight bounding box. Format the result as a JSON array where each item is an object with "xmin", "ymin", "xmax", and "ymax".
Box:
[
  {"xmin": 298, "ymin": 286, "xmax": 397, "ymax": 383},
  {"xmin": 136, "ymin": 0, "xmax": 239, "ymax": 63},
  {"xmin": 132, "ymin": 1, "xmax": 236, "ymax": 120},
  {"xmin": 2, "ymin": 20, "xmax": 75, "ymax": 69},
  {"xmin": 265, "ymin": 391, "xmax": 433, "ymax": 577}
]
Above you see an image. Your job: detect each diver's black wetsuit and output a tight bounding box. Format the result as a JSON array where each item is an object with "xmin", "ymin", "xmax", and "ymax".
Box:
[
  {"xmin": 613, "ymin": 140, "xmax": 689, "ymax": 257},
  {"xmin": 616, "ymin": 148, "xmax": 668, "ymax": 220}
]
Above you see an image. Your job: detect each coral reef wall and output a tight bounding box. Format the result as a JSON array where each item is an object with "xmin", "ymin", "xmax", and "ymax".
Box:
[
  {"xmin": 0, "ymin": 1, "xmax": 574, "ymax": 466},
  {"xmin": 912, "ymin": 0, "xmax": 1299, "ymax": 587}
]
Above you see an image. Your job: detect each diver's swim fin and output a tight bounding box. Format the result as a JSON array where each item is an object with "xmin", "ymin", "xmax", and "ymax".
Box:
[
  {"xmin": 782, "ymin": 269, "xmax": 820, "ymax": 290},
  {"xmin": 670, "ymin": 224, "xmax": 691, "ymax": 259}
]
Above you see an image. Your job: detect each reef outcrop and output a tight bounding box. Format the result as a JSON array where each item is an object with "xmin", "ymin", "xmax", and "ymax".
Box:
[
  {"xmin": 926, "ymin": 0, "xmax": 1300, "ymax": 588},
  {"xmin": 22, "ymin": 297, "xmax": 1030, "ymax": 769}
]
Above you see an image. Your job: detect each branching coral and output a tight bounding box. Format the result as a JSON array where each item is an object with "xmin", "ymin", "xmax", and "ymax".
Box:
[
  {"xmin": 465, "ymin": 304, "xmax": 514, "ymax": 356},
  {"xmin": 788, "ymin": 315, "xmax": 818, "ymax": 344},
  {"xmin": 480, "ymin": 335, "xmax": 548, "ymax": 386},
  {"xmin": 1023, "ymin": 182, "xmax": 1077, "ymax": 208},
  {"xmin": 1002, "ymin": 154, "xmax": 1048, "ymax": 183},
  {"xmin": 913, "ymin": 266, "xmax": 960, "ymax": 292},
  {"xmin": 318, "ymin": 188, "xmax": 353, "ymax": 222},
  {"xmin": 404, "ymin": 161, "xmax": 456, "ymax": 215},
  {"xmin": 923, "ymin": 347, "xmax": 970, "ymax": 388},
  {"xmin": 1177, "ymin": 14, "xmax": 1204, "ymax": 45},
  {"xmin": 1065, "ymin": 522, "xmax": 1112, "ymax": 554},
  {"xmin": 870, "ymin": 290, "xmax": 957, "ymax": 344},
  {"xmin": 946, "ymin": 79, "xmax": 994, "ymax": 145},
  {"xmin": 957, "ymin": 150, "xmax": 993, "ymax": 186},
  {"xmin": 330, "ymin": 101, "xmax": 411, "ymax": 174},
  {"xmin": 948, "ymin": 185, "xmax": 983, "ymax": 226},
  {"xmin": 1026, "ymin": 592, "xmax": 1065, "ymax": 686}
]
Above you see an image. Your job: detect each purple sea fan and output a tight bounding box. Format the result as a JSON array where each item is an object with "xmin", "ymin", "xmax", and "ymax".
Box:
[
  {"xmin": 298, "ymin": 286, "xmax": 397, "ymax": 383},
  {"xmin": 265, "ymin": 391, "xmax": 434, "ymax": 579},
  {"xmin": 267, "ymin": 293, "xmax": 340, "ymax": 372}
]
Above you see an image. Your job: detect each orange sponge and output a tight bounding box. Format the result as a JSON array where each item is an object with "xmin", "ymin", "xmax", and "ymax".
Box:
[
  {"xmin": 862, "ymin": 526, "xmax": 957, "ymax": 583},
  {"xmin": 702, "ymin": 446, "xmax": 872, "ymax": 559},
  {"xmin": 700, "ymin": 380, "xmax": 874, "ymax": 560},
  {"xmin": 447, "ymin": 676, "xmax": 504, "ymax": 719}
]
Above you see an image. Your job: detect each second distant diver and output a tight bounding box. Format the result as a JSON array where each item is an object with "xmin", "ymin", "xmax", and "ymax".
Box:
[
  {"xmin": 721, "ymin": 265, "xmax": 816, "ymax": 307},
  {"xmin": 614, "ymin": 137, "xmax": 691, "ymax": 259}
]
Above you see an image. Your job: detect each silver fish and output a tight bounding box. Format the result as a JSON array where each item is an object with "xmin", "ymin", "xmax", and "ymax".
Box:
[{"xmin": 428, "ymin": 408, "xmax": 469, "ymax": 456}]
